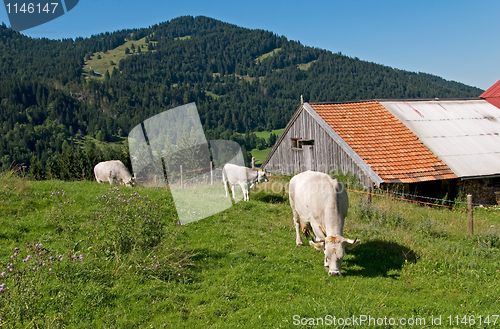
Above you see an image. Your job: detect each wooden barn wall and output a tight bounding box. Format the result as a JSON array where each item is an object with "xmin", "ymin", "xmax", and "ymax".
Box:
[{"xmin": 265, "ymin": 109, "xmax": 374, "ymax": 187}]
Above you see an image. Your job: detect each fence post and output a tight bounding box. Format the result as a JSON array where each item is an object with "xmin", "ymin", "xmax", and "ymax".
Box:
[
  {"xmin": 251, "ymin": 157, "xmax": 255, "ymax": 169},
  {"xmin": 367, "ymin": 186, "xmax": 372, "ymax": 204},
  {"xmin": 297, "ymin": 161, "xmax": 300, "ymax": 174},
  {"xmin": 210, "ymin": 161, "xmax": 213, "ymax": 185},
  {"xmin": 467, "ymin": 194, "xmax": 473, "ymax": 236},
  {"xmin": 180, "ymin": 165, "xmax": 183, "ymax": 189}
]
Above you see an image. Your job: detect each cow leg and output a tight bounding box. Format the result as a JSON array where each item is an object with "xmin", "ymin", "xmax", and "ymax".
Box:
[
  {"xmin": 231, "ymin": 184, "xmax": 236, "ymax": 200},
  {"xmin": 293, "ymin": 211, "xmax": 303, "ymax": 246},
  {"xmin": 241, "ymin": 183, "xmax": 249, "ymax": 201},
  {"xmin": 310, "ymin": 222, "xmax": 326, "ymax": 242},
  {"xmin": 224, "ymin": 180, "xmax": 229, "ymax": 198}
]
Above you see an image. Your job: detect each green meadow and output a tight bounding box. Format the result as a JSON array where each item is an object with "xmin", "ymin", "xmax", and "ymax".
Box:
[
  {"xmin": 1, "ymin": 171, "xmax": 500, "ymax": 328},
  {"xmin": 83, "ymin": 36, "xmax": 155, "ymax": 79},
  {"xmin": 250, "ymin": 128, "xmax": 284, "ymax": 167}
]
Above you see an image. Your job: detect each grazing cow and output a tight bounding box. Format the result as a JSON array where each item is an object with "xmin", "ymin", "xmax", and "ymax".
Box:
[
  {"xmin": 289, "ymin": 171, "xmax": 360, "ymax": 276},
  {"xmin": 222, "ymin": 163, "xmax": 268, "ymax": 201},
  {"xmin": 94, "ymin": 160, "xmax": 135, "ymax": 187}
]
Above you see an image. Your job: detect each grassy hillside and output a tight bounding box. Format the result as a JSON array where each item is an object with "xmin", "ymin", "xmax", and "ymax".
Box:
[
  {"xmin": 83, "ymin": 36, "xmax": 154, "ymax": 79},
  {"xmin": 1, "ymin": 171, "xmax": 500, "ymax": 327}
]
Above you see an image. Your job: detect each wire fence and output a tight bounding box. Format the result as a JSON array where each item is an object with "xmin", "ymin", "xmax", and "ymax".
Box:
[{"xmin": 137, "ymin": 164, "xmax": 500, "ymax": 209}]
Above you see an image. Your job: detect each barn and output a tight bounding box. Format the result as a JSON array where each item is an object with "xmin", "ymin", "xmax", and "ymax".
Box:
[{"xmin": 262, "ymin": 96, "xmax": 500, "ymax": 204}]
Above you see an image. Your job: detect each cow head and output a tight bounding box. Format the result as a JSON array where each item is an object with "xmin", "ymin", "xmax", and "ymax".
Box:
[
  {"xmin": 257, "ymin": 169, "xmax": 269, "ymax": 184},
  {"xmin": 309, "ymin": 236, "xmax": 360, "ymax": 276},
  {"xmin": 124, "ymin": 177, "xmax": 136, "ymax": 187}
]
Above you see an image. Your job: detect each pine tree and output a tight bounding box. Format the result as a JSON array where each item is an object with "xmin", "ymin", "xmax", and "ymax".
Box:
[{"xmin": 28, "ymin": 155, "xmax": 45, "ymax": 180}]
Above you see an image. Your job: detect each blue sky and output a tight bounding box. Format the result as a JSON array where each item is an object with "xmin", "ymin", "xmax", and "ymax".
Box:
[{"xmin": 1, "ymin": 0, "xmax": 498, "ymax": 90}]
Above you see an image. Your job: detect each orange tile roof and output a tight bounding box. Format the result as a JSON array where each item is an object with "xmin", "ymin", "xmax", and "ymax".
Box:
[{"xmin": 310, "ymin": 101, "xmax": 457, "ymax": 183}]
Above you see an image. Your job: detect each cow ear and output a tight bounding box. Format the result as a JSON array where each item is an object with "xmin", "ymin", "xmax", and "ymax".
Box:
[
  {"xmin": 343, "ymin": 237, "xmax": 361, "ymax": 250},
  {"xmin": 309, "ymin": 241, "xmax": 325, "ymax": 251}
]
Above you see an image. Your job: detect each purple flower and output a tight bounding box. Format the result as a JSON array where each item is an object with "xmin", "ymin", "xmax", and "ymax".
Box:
[{"xmin": 0, "ymin": 272, "xmax": 4, "ymax": 277}]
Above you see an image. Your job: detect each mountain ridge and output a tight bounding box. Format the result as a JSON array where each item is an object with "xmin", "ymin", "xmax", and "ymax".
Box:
[{"xmin": 0, "ymin": 15, "xmax": 484, "ymax": 174}]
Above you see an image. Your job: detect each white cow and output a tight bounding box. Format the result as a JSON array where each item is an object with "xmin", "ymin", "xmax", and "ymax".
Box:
[
  {"xmin": 289, "ymin": 171, "xmax": 360, "ymax": 276},
  {"xmin": 222, "ymin": 163, "xmax": 268, "ymax": 201},
  {"xmin": 94, "ymin": 160, "xmax": 136, "ymax": 187}
]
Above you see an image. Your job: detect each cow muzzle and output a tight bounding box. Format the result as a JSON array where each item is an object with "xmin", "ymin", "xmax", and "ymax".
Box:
[{"xmin": 328, "ymin": 270, "xmax": 342, "ymax": 276}]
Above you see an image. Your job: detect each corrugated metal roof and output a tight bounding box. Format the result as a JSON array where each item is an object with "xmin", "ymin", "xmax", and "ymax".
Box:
[
  {"xmin": 480, "ymin": 79, "xmax": 500, "ymax": 98},
  {"xmin": 310, "ymin": 101, "xmax": 457, "ymax": 184},
  {"xmin": 380, "ymin": 99, "xmax": 500, "ymax": 178}
]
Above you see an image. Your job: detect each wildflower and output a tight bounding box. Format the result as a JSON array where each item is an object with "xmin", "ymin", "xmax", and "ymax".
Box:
[
  {"xmin": 0, "ymin": 272, "xmax": 5, "ymax": 277},
  {"xmin": 0, "ymin": 283, "xmax": 5, "ymax": 291},
  {"xmin": 79, "ymin": 255, "xmax": 83, "ymax": 262}
]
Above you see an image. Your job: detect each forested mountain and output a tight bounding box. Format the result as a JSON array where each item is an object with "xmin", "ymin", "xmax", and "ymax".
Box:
[{"xmin": 0, "ymin": 16, "xmax": 483, "ymax": 178}]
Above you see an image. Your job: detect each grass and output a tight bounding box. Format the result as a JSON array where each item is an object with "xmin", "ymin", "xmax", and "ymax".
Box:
[
  {"xmin": 249, "ymin": 128, "xmax": 284, "ymax": 166},
  {"xmin": 297, "ymin": 60, "xmax": 318, "ymax": 71},
  {"xmin": 83, "ymin": 36, "xmax": 155, "ymax": 80},
  {"xmin": 255, "ymin": 48, "xmax": 282, "ymax": 64},
  {"xmin": 2, "ymin": 171, "xmax": 500, "ymax": 327},
  {"xmin": 174, "ymin": 35, "xmax": 191, "ymax": 41}
]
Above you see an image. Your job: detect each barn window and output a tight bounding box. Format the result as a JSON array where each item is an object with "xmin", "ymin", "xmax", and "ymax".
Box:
[
  {"xmin": 291, "ymin": 138, "xmax": 314, "ymax": 149},
  {"xmin": 299, "ymin": 139, "xmax": 314, "ymax": 147}
]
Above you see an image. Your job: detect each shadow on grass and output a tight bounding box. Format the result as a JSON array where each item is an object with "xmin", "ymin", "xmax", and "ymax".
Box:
[
  {"xmin": 190, "ymin": 248, "xmax": 228, "ymax": 263},
  {"xmin": 344, "ymin": 239, "xmax": 418, "ymax": 278},
  {"xmin": 253, "ymin": 194, "xmax": 288, "ymax": 204}
]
